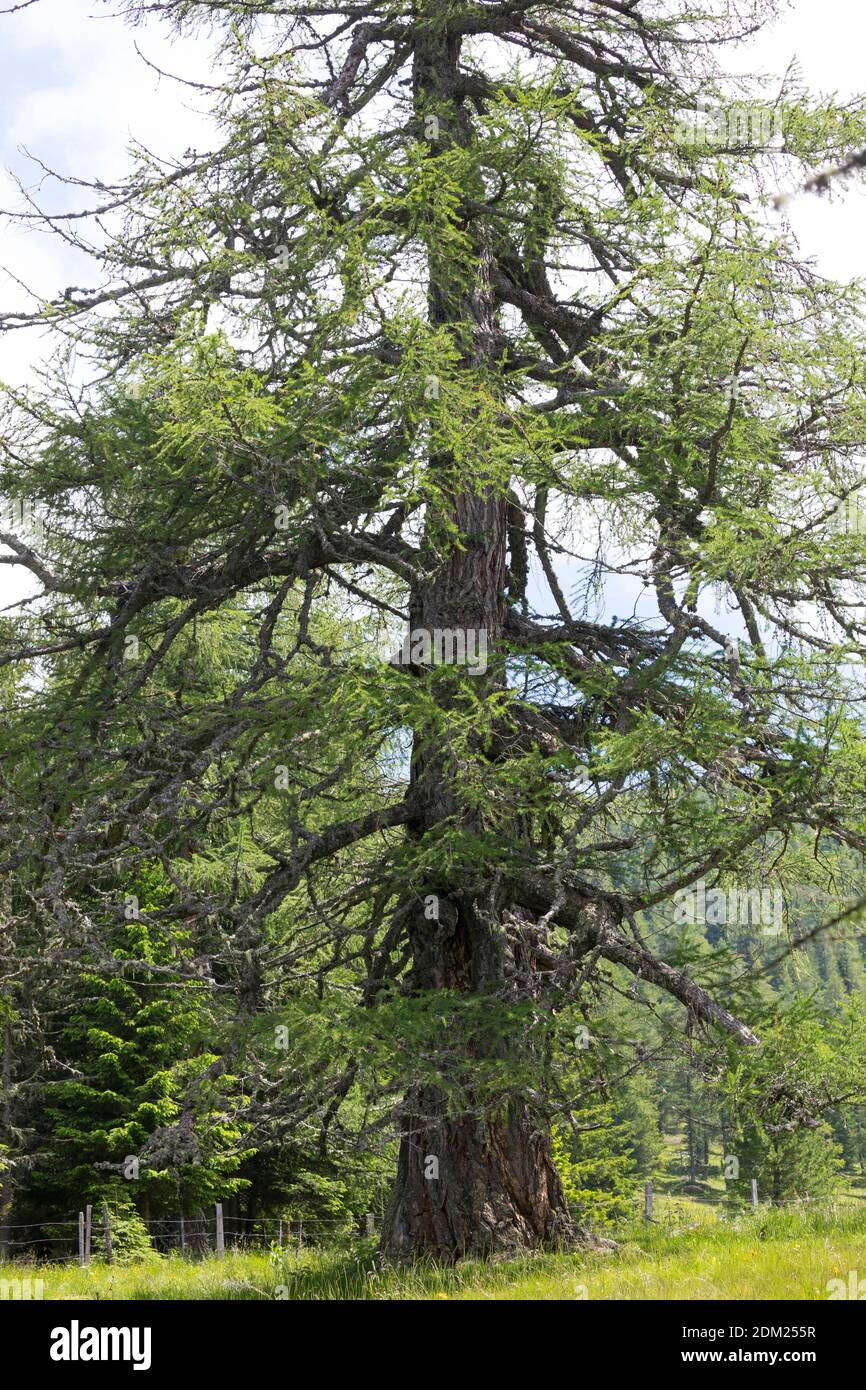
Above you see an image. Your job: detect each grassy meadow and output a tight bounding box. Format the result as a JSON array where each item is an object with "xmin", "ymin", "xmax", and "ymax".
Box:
[{"xmin": 3, "ymin": 1200, "xmax": 866, "ymax": 1301}]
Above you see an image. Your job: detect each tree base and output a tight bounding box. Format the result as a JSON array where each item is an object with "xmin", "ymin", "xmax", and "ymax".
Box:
[{"xmin": 379, "ymin": 1099, "xmax": 582, "ymax": 1264}]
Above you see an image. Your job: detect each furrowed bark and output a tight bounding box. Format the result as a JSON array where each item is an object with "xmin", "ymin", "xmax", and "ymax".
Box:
[{"xmin": 380, "ymin": 8, "xmax": 574, "ymax": 1263}]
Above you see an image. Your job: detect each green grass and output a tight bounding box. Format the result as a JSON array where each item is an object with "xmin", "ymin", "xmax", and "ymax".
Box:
[{"xmin": 3, "ymin": 1204, "xmax": 865, "ymax": 1300}]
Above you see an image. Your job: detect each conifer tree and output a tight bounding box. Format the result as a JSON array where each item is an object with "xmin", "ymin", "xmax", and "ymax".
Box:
[{"xmin": 4, "ymin": 0, "xmax": 866, "ymax": 1260}]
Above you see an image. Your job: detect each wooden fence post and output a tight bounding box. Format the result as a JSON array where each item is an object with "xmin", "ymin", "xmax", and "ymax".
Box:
[
  {"xmin": 78, "ymin": 1211, "xmax": 85, "ymax": 1267},
  {"xmin": 366, "ymin": 1212, "xmax": 375, "ymax": 1238},
  {"xmin": 644, "ymin": 1181, "xmax": 653, "ymax": 1221},
  {"xmin": 102, "ymin": 1204, "xmax": 113, "ymax": 1265},
  {"xmin": 751, "ymin": 1179, "xmax": 759, "ymax": 1208},
  {"xmin": 84, "ymin": 1204, "xmax": 92, "ymax": 1265},
  {"xmin": 180, "ymin": 1213, "xmax": 186, "ymax": 1256},
  {"xmin": 278, "ymin": 1218, "xmax": 283, "ymax": 1249},
  {"xmin": 215, "ymin": 1203, "xmax": 225, "ymax": 1259}
]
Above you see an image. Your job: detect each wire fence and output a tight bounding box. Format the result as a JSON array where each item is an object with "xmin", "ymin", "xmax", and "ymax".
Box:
[
  {"xmin": 0, "ymin": 1207, "xmax": 372, "ymax": 1266},
  {"xmin": 2, "ymin": 1169, "xmax": 865, "ymax": 1266},
  {"xmin": 626, "ymin": 1169, "xmax": 866, "ymax": 1229}
]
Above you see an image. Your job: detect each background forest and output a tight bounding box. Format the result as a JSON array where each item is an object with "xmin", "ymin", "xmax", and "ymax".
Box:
[{"xmin": 3, "ymin": 838, "xmax": 866, "ymax": 1257}]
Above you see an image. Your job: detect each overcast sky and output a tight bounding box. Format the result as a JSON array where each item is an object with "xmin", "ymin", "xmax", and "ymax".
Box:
[{"xmin": 0, "ymin": 0, "xmax": 864, "ymax": 618}]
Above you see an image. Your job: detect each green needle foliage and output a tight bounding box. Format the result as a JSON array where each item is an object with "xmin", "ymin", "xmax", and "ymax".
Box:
[{"xmin": 2, "ymin": 0, "xmax": 866, "ymax": 1260}]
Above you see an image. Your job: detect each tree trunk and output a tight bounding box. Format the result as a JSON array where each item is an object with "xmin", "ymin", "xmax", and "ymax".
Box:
[
  {"xmin": 383, "ymin": 1091, "xmax": 572, "ymax": 1262},
  {"xmin": 380, "ymin": 877, "xmax": 575, "ymax": 1260},
  {"xmin": 378, "ymin": 5, "xmax": 583, "ymax": 1262},
  {"xmin": 686, "ymin": 1073, "xmax": 697, "ymax": 1183},
  {"xmin": 0, "ymin": 1024, "xmax": 12, "ymax": 1260},
  {"xmin": 380, "ymin": 13, "xmax": 575, "ymax": 1261}
]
